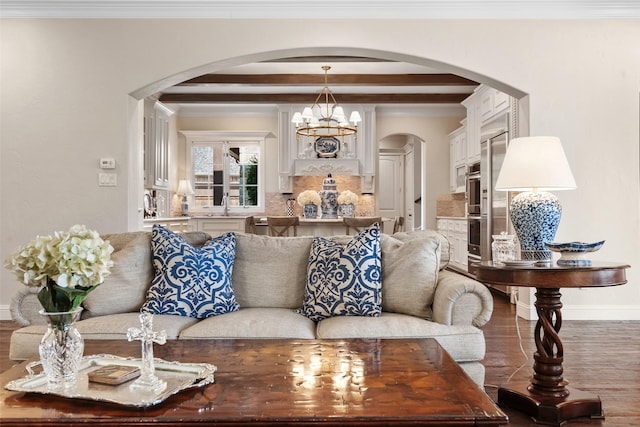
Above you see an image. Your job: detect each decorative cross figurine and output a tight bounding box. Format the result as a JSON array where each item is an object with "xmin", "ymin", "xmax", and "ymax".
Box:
[{"xmin": 127, "ymin": 312, "xmax": 167, "ymax": 393}]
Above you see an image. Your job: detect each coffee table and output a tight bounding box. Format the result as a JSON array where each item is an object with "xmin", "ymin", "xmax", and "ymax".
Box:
[{"xmin": 1, "ymin": 338, "xmax": 507, "ymax": 426}]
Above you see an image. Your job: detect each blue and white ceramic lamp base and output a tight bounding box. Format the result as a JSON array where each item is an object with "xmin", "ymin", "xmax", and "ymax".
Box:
[{"xmin": 509, "ymin": 191, "xmax": 562, "ymax": 261}]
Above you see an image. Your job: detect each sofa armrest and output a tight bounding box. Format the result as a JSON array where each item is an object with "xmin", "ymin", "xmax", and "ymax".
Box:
[
  {"xmin": 10, "ymin": 287, "xmax": 45, "ymax": 327},
  {"xmin": 432, "ymin": 270, "xmax": 493, "ymax": 328}
]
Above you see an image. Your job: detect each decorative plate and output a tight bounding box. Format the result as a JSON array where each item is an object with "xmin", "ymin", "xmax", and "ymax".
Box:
[
  {"xmin": 314, "ymin": 136, "xmax": 340, "ymax": 158},
  {"xmin": 502, "ymin": 260, "xmax": 537, "ymax": 267}
]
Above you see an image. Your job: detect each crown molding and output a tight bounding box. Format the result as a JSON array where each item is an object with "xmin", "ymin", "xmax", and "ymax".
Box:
[{"xmin": 1, "ymin": 1, "xmax": 639, "ymax": 19}]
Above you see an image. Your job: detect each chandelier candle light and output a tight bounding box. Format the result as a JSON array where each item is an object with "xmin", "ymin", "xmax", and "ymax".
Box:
[
  {"xmin": 291, "ymin": 66, "xmax": 362, "ymax": 149},
  {"xmin": 495, "ymin": 136, "xmax": 577, "ymax": 261}
]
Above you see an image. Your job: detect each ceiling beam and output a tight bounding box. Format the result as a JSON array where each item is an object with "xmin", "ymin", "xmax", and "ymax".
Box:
[
  {"xmin": 159, "ymin": 93, "xmax": 470, "ymax": 104},
  {"xmin": 178, "ymin": 73, "xmax": 479, "ymax": 86}
]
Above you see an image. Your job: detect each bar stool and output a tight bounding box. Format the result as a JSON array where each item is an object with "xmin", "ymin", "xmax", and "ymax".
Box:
[
  {"xmin": 343, "ymin": 217, "xmax": 382, "ymax": 235},
  {"xmin": 267, "ymin": 216, "xmax": 299, "ymax": 237},
  {"xmin": 393, "ymin": 216, "xmax": 405, "ymax": 233},
  {"xmin": 244, "ymin": 216, "xmax": 257, "ymax": 234}
]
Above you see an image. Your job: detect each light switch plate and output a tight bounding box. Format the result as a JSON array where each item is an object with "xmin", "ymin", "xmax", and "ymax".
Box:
[
  {"xmin": 100, "ymin": 158, "xmax": 116, "ymax": 169},
  {"xmin": 98, "ymin": 173, "xmax": 117, "ymax": 187}
]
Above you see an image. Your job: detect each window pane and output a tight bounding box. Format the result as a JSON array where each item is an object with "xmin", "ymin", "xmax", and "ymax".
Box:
[
  {"xmin": 191, "ymin": 141, "xmax": 261, "ymax": 211},
  {"xmin": 236, "ymin": 145, "xmax": 259, "ymax": 207},
  {"xmin": 192, "ymin": 145, "xmax": 224, "ymax": 208}
]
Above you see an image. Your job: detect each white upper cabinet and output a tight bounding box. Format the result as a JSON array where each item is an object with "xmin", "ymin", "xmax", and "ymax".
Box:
[
  {"xmin": 460, "ymin": 85, "xmax": 513, "ymax": 169},
  {"xmin": 144, "ymin": 100, "xmax": 174, "ymax": 189}
]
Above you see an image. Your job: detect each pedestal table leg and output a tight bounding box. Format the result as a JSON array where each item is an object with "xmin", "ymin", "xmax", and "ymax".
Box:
[{"xmin": 498, "ymin": 287, "xmax": 604, "ymax": 425}]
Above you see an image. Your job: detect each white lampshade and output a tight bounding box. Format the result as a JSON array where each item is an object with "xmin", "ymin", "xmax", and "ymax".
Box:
[
  {"xmin": 291, "ymin": 112, "xmax": 303, "ymax": 125},
  {"xmin": 349, "ymin": 110, "xmax": 362, "ymax": 125},
  {"xmin": 301, "ymin": 107, "xmax": 314, "ymax": 120},
  {"xmin": 177, "ymin": 179, "xmax": 195, "ymax": 196},
  {"xmin": 495, "ymin": 136, "xmax": 577, "ymax": 191},
  {"xmin": 331, "ymin": 106, "xmax": 345, "ymax": 121}
]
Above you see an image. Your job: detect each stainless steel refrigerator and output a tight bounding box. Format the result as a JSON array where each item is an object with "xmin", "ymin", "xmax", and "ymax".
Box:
[{"xmin": 480, "ymin": 128, "xmax": 511, "ymax": 264}]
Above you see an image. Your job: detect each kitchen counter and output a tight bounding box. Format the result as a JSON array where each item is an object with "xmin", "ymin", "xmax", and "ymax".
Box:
[{"xmin": 142, "ymin": 216, "xmax": 190, "ymax": 232}]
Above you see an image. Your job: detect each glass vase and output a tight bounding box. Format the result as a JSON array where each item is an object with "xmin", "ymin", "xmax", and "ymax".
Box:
[{"xmin": 38, "ymin": 308, "xmax": 84, "ymax": 390}]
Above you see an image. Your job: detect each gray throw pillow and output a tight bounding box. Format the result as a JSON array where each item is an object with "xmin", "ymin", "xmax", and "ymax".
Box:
[{"xmin": 380, "ymin": 233, "xmax": 441, "ymax": 320}]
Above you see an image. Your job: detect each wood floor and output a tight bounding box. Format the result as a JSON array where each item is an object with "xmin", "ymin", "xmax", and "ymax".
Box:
[{"xmin": 1, "ymin": 294, "xmax": 638, "ymax": 426}]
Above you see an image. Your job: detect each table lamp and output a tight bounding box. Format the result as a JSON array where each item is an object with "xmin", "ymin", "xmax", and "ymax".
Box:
[
  {"xmin": 495, "ymin": 136, "xmax": 577, "ymax": 261},
  {"xmin": 177, "ymin": 179, "xmax": 195, "ymax": 216}
]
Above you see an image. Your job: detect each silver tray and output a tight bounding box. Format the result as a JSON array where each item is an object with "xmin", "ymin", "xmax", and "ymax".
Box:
[{"xmin": 4, "ymin": 354, "xmax": 217, "ymax": 407}]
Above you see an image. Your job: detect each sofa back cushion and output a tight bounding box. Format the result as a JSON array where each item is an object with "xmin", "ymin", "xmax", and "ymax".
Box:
[
  {"xmin": 380, "ymin": 232, "xmax": 442, "ymax": 320},
  {"xmin": 83, "ymin": 231, "xmax": 153, "ymax": 318},
  {"xmin": 391, "ymin": 229, "xmax": 449, "ymax": 270},
  {"xmin": 232, "ymin": 233, "xmax": 314, "ymax": 309}
]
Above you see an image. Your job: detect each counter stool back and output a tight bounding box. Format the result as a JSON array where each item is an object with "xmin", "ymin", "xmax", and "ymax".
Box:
[
  {"xmin": 267, "ymin": 216, "xmax": 299, "ymax": 237},
  {"xmin": 343, "ymin": 217, "xmax": 382, "ymax": 235}
]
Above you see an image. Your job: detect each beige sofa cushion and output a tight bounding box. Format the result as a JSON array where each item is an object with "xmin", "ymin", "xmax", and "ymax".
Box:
[
  {"xmin": 380, "ymin": 233, "xmax": 441, "ymax": 319},
  {"xmin": 392, "ymin": 229, "xmax": 450, "ymax": 270},
  {"xmin": 83, "ymin": 232, "xmax": 153, "ymax": 317},
  {"xmin": 179, "ymin": 308, "xmax": 316, "ymax": 339},
  {"xmin": 316, "ymin": 312, "xmax": 485, "ymax": 362},
  {"xmin": 231, "ymin": 233, "xmax": 314, "ymax": 309}
]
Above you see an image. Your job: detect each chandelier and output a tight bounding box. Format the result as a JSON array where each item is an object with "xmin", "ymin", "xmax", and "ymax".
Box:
[{"xmin": 291, "ymin": 66, "xmax": 361, "ymax": 144}]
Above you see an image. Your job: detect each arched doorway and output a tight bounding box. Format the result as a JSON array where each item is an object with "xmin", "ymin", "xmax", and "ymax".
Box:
[{"xmin": 127, "ymin": 47, "xmax": 527, "ymax": 229}]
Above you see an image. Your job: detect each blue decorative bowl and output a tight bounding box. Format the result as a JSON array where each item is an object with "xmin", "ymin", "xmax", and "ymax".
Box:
[{"xmin": 545, "ymin": 241, "xmax": 605, "ymax": 266}]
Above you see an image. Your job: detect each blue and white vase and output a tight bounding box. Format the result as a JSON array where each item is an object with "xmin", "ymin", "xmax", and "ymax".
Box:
[
  {"xmin": 303, "ymin": 204, "xmax": 318, "ymax": 219},
  {"xmin": 319, "ymin": 174, "xmax": 339, "ymax": 219},
  {"xmin": 340, "ymin": 203, "xmax": 355, "ymax": 218}
]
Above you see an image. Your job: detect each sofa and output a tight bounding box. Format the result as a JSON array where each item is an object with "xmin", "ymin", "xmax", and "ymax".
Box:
[{"xmin": 9, "ymin": 224, "xmax": 494, "ymax": 386}]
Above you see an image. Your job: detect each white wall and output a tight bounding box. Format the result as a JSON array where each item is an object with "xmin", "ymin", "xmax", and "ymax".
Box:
[{"xmin": 1, "ymin": 19, "xmax": 639, "ymax": 320}]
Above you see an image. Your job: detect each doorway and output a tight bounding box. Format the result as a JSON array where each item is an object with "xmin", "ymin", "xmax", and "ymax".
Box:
[{"xmin": 378, "ymin": 133, "xmax": 426, "ymax": 232}]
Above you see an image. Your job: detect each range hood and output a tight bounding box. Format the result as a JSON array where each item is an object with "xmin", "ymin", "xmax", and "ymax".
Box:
[{"xmin": 293, "ymin": 159, "xmax": 360, "ymax": 176}]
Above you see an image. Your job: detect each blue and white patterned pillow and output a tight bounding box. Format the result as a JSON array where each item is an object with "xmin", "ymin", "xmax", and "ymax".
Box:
[
  {"xmin": 297, "ymin": 224, "xmax": 382, "ymax": 322},
  {"xmin": 141, "ymin": 225, "xmax": 239, "ymax": 318}
]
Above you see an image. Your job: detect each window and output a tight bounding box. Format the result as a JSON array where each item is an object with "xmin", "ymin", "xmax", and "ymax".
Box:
[{"xmin": 184, "ymin": 131, "xmax": 266, "ymax": 213}]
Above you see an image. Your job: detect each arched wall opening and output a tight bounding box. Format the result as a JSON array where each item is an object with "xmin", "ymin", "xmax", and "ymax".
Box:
[{"xmin": 127, "ymin": 46, "xmax": 529, "ymax": 229}]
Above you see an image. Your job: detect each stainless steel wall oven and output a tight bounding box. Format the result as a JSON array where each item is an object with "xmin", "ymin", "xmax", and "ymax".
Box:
[{"xmin": 466, "ymin": 162, "xmax": 481, "ymax": 215}]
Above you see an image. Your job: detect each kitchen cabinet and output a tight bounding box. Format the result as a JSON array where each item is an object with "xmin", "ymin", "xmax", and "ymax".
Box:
[
  {"xmin": 462, "ymin": 94, "xmax": 481, "ymax": 165},
  {"xmin": 191, "ymin": 217, "xmax": 247, "ymax": 236},
  {"xmin": 479, "ymin": 86, "xmax": 510, "ymax": 125},
  {"xmin": 144, "ymin": 100, "xmax": 174, "ymax": 189},
  {"xmin": 437, "ymin": 217, "xmax": 468, "ymax": 273},
  {"xmin": 448, "ymin": 124, "xmax": 467, "ymax": 193},
  {"xmin": 461, "ymin": 85, "xmax": 511, "ymax": 168},
  {"xmin": 143, "ymin": 217, "xmax": 190, "ymax": 233}
]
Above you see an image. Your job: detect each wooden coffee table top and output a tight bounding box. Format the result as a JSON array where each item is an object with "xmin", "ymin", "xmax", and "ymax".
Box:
[{"xmin": 1, "ymin": 338, "xmax": 507, "ymax": 426}]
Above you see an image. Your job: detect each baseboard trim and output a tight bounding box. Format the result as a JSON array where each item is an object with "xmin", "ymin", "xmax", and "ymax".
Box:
[
  {"xmin": 0, "ymin": 305, "xmax": 11, "ymax": 321},
  {"xmin": 516, "ymin": 301, "xmax": 640, "ymax": 321}
]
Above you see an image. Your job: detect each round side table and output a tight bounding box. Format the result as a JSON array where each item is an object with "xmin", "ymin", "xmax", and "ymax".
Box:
[{"xmin": 475, "ymin": 261, "xmax": 629, "ymax": 426}]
